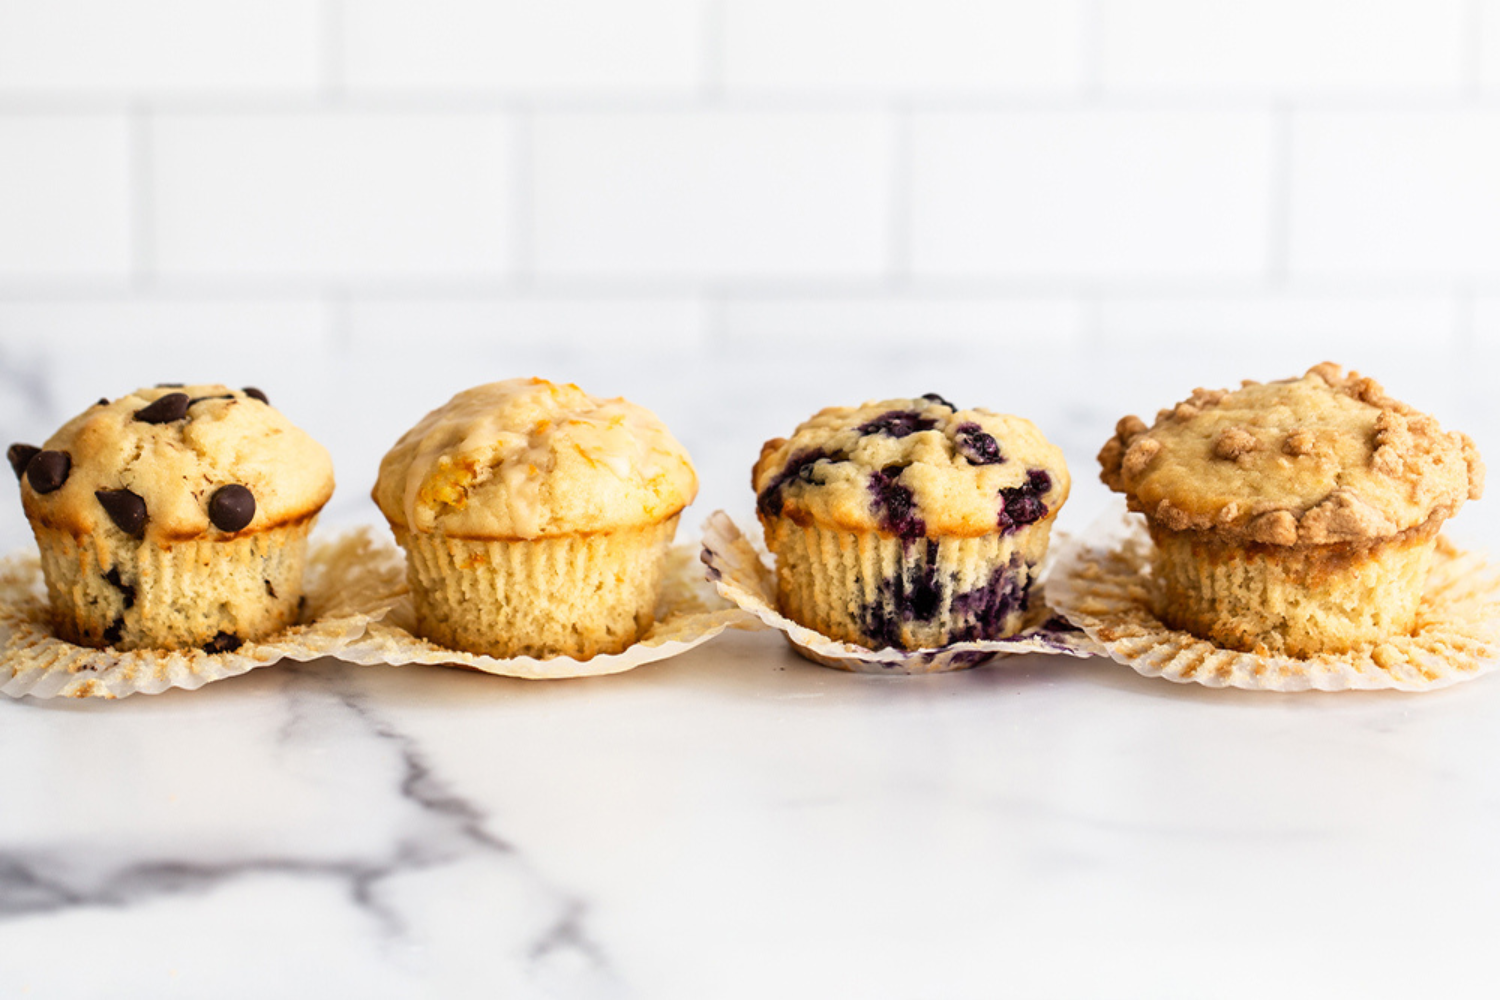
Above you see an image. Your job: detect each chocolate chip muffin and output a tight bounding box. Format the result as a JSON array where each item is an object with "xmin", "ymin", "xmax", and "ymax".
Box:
[
  {"xmin": 10, "ymin": 385, "xmax": 334, "ymax": 651},
  {"xmin": 372, "ymin": 378, "xmax": 698, "ymax": 660},
  {"xmin": 1099, "ymin": 363, "xmax": 1485, "ymax": 657},
  {"xmin": 753, "ymin": 394, "xmax": 1070, "ymax": 650}
]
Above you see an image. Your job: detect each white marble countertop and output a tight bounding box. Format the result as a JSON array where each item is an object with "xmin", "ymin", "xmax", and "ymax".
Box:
[{"xmin": 2, "ymin": 344, "xmax": 1497, "ymax": 998}]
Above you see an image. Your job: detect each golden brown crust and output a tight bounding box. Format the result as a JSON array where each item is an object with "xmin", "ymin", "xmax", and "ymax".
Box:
[{"xmin": 1098, "ymin": 363, "xmax": 1484, "ymax": 546}]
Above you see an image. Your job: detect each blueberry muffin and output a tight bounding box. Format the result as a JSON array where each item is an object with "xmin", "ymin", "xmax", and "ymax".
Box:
[
  {"xmin": 753, "ymin": 394, "xmax": 1070, "ymax": 650},
  {"xmin": 10, "ymin": 385, "xmax": 334, "ymax": 651},
  {"xmin": 372, "ymin": 378, "xmax": 698, "ymax": 660},
  {"xmin": 1098, "ymin": 363, "xmax": 1485, "ymax": 657}
]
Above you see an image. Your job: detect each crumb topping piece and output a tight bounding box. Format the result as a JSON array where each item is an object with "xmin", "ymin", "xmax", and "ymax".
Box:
[{"xmin": 1098, "ymin": 363, "xmax": 1484, "ymax": 545}]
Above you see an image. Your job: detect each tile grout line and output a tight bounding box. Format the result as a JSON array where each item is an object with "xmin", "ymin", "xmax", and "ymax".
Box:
[
  {"xmin": 1266, "ymin": 101, "xmax": 1294, "ymax": 286},
  {"xmin": 128, "ymin": 101, "xmax": 154, "ymax": 292}
]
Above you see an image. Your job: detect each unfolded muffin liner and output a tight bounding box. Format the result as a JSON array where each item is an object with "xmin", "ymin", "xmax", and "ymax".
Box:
[
  {"xmin": 0, "ymin": 528, "xmax": 393, "ymax": 700},
  {"xmin": 1046, "ymin": 503, "xmax": 1500, "ymax": 692},
  {"xmin": 336, "ymin": 532, "xmax": 757, "ymax": 679},
  {"xmin": 701, "ymin": 511, "xmax": 1104, "ymax": 674}
]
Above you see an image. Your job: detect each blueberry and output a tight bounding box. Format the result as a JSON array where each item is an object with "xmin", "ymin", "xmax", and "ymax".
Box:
[
  {"xmin": 997, "ymin": 469, "xmax": 1052, "ymax": 534},
  {"xmin": 868, "ymin": 465, "xmax": 926, "ymax": 540},
  {"xmin": 757, "ymin": 448, "xmax": 840, "ymax": 517},
  {"xmin": 858, "ymin": 410, "xmax": 937, "ymax": 439},
  {"xmin": 920, "ymin": 393, "xmax": 957, "ymax": 411},
  {"xmin": 953, "ymin": 423, "xmax": 1004, "ymax": 465}
]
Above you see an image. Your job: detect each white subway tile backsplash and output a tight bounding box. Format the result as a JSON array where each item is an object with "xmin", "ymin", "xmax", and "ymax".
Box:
[
  {"xmin": 722, "ymin": 0, "xmax": 1084, "ymax": 94},
  {"xmin": 533, "ymin": 112, "xmax": 893, "ymax": 280},
  {"xmin": 911, "ymin": 111, "xmax": 1275, "ymax": 279},
  {"xmin": 1290, "ymin": 111, "xmax": 1500, "ymax": 276},
  {"xmin": 344, "ymin": 0, "xmax": 702, "ymax": 94},
  {"xmin": 723, "ymin": 295, "xmax": 1082, "ymax": 345},
  {"xmin": 0, "ymin": 116, "xmax": 131, "ymax": 280},
  {"xmin": 1100, "ymin": 0, "xmax": 1467, "ymax": 93},
  {"xmin": 348, "ymin": 296, "xmax": 705, "ymax": 348},
  {"xmin": 1099, "ymin": 293, "xmax": 1458, "ymax": 348},
  {"xmin": 0, "ymin": 1, "xmax": 321, "ymax": 95},
  {"xmin": 1482, "ymin": 1, "xmax": 1500, "ymax": 91},
  {"xmin": 151, "ymin": 113, "xmax": 515, "ymax": 280}
]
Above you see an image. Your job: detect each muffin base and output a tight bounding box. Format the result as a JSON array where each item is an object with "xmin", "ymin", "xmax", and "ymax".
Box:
[
  {"xmin": 394, "ymin": 516, "xmax": 680, "ymax": 660},
  {"xmin": 1148, "ymin": 521, "xmax": 1439, "ymax": 657},
  {"xmin": 761, "ymin": 515, "xmax": 1057, "ymax": 651},
  {"xmin": 33, "ymin": 518, "xmax": 315, "ymax": 652}
]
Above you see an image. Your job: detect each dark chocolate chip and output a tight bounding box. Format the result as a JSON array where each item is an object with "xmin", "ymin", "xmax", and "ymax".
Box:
[
  {"xmin": 189, "ymin": 394, "xmax": 235, "ymax": 407},
  {"xmin": 242, "ymin": 387, "xmax": 269, "ymax": 404},
  {"xmin": 156, "ymin": 383, "xmax": 185, "ymax": 388},
  {"xmin": 95, "ymin": 397, "xmax": 109, "ymax": 406},
  {"xmin": 102, "ymin": 617, "xmax": 125, "ymax": 647},
  {"xmin": 208, "ymin": 484, "xmax": 256, "ymax": 532},
  {"xmin": 265, "ymin": 579, "xmax": 278, "ymax": 599},
  {"xmin": 202, "ymin": 631, "xmax": 242, "ymax": 654},
  {"xmin": 96, "ymin": 488, "xmax": 148, "ymax": 537},
  {"xmin": 134, "ymin": 392, "xmax": 191, "ymax": 424},
  {"xmin": 7, "ymin": 444, "xmax": 39, "ymax": 481},
  {"xmin": 26, "ymin": 450, "xmax": 70, "ymax": 493},
  {"xmin": 921, "ymin": 393, "xmax": 957, "ymax": 410},
  {"xmin": 104, "ymin": 567, "xmax": 136, "ymax": 608}
]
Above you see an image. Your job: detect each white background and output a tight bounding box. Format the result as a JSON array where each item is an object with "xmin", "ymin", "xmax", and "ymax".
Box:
[{"xmin": 0, "ymin": 0, "xmax": 1497, "ymax": 539}]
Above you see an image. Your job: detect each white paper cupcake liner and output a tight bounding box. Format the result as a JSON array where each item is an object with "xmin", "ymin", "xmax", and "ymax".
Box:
[
  {"xmin": 700, "ymin": 511, "xmax": 1103, "ymax": 674},
  {"xmin": 1046, "ymin": 503, "xmax": 1500, "ymax": 692},
  {"xmin": 0, "ymin": 528, "xmax": 393, "ymax": 700},
  {"xmin": 336, "ymin": 532, "xmax": 757, "ymax": 679}
]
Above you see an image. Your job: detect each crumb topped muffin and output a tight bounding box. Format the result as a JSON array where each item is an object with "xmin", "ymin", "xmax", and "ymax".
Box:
[
  {"xmin": 1099, "ymin": 363, "xmax": 1484, "ymax": 656},
  {"xmin": 754, "ymin": 393, "xmax": 1070, "ymax": 650},
  {"xmin": 373, "ymin": 377, "xmax": 697, "ymax": 659},
  {"xmin": 10, "ymin": 385, "xmax": 334, "ymax": 651}
]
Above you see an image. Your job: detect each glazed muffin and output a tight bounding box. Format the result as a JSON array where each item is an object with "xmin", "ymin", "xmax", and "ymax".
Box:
[
  {"xmin": 753, "ymin": 394, "xmax": 1070, "ymax": 650},
  {"xmin": 10, "ymin": 385, "xmax": 334, "ymax": 651},
  {"xmin": 372, "ymin": 378, "xmax": 698, "ymax": 660},
  {"xmin": 1099, "ymin": 363, "xmax": 1484, "ymax": 657}
]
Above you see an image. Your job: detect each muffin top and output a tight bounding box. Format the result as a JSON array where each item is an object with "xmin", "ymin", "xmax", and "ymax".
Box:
[
  {"xmin": 1098, "ymin": 363, "xmax": 1484, "ymax": 546},
  {"xmin": 12, "ymin": 385, "xmax": 334, "ymax": 544},
  {"xmin": 753, "ymin": 394, "xmax": 1070, "ymax": 539},
  {"xmin": 373, "ymin": 378, "xmax": 697, "ymax": 539}
]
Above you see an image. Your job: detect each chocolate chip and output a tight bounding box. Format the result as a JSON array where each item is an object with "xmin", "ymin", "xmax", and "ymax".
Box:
[
  {"xmin": 156, "ymin": 383, "xmax": 184, "ymax": 388},
  {"xmin": 202, "ymin": 631, "xmax": 242, "ymax": 654},
  {"xmin": 134, "ymin": 392, "xmax": 190, "ymax": 424},
  {"xmin": 265, "ymin": 579, "xmax": 278, "ymax": 599},
  {"xmin": 96, "ymin": 488, "xmax": 147, "ymax": 537},
  {"xmin": 104, "ymin": 567, "xmax": 136, "ymax": 609},
  {"xmin": 7, "ymin": 444, "xmax": 39, "ymax": 482},
  {"xmin": 188, "ymin": 394, "xmax": 235, "ymax": 407},
  {"xmin": 242, "ymin": 387, "xmax": 269, "ymax": 404},
  {"xmin": 102, "ymin": 617, "xmax": 125, "ymax": 647},
  {"xmin": 94, "ymin": 397, "xmax": 109, "ymax": 406},
  {"xmin": 208, "ymin": 484, "xmax": 255, "ymax": 532},
  {"xmin": 26, "ymin": 450, "xmax": 70, "ymax": 493}
]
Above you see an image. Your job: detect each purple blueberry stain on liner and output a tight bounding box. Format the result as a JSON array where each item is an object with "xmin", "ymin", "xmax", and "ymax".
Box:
[
  {"xmin": 134, "ymin": 392, "xmax": 190, "ymax": 425},
  {"xmin": 7, "ymin": 444, "xmax": 39, "ymax": 481},
  {"xmin": 953, "ymin": 423, "xmax": 1005, "ymax": 465},
  {"xmin": 26, "ymin": 451, "xmax": 70, "ymax": 493},
  {"xmin": 208, "ymin": 484, "xmax": 256, "ymax": 533},
  {"xmin": 96, "ymin": 488, "xmax": 147, "ymax": 538},
  {"xmin": 858, "ymin": 410, "xmax": 937, "ymax": 439}
]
